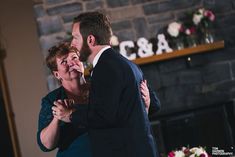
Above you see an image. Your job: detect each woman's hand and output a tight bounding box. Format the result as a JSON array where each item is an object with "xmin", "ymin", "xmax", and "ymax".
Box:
[
  {"xmin": 71, "ymin": 60, "xmax": 84, "ymax": 74},
  {"xmin": 140, "ymin": 80, "xmax": 150, "ymax": 113},
  {"xmin": 52, "ymin": 99, "xmax": 74, "ymax": 123}
]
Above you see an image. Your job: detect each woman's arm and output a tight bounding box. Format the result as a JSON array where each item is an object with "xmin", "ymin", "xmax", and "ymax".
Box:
[
  {"xmin": 37, "ymin": 98, "xmax": 60, "ymax": 151},
  {"xmin": 40, "ymin": 117, "xmax": 60, "ymax": 150}
]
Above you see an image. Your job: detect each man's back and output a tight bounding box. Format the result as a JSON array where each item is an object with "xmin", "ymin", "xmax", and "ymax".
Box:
[{"xmin": 88, "ymin": 48, "xmax": 158, "ymax": 157}]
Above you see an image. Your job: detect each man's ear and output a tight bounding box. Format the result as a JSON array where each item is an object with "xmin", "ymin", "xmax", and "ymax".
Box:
[{"xmin": 87, "ymin": 35, "xmax": 96, "ymax": 46}]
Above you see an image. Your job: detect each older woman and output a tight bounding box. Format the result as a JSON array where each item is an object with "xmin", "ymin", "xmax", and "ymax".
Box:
[{"xmin": 37, "ymin": 42, "xmax": 160, "ymax": 157}]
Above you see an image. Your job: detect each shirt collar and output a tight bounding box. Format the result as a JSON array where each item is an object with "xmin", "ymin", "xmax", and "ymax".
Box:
[{"xmin": 92, "ymin": 46, "xmax": 111, "ymax": 68}]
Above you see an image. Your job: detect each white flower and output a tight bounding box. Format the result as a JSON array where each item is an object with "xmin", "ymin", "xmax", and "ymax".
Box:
[
  {"xmin": 167, "ymin": 22, "xmax": 182, "ymax": 37},
  {"xmin": 174, "ymin": 150, "xmax": 185, "ymax": 157},
  {"xmin": 185, "ymin": 29, "xmax": 191, "ymax": 35},
  {"xmin": 198, "ymin": 8, "xmax": 205, "ymax": 14},
  {"xmin": 190, "ymin": 147, "xmax": 208, "ymax": 157},
  {"xmin": 193, "ymin": 13, "xmax": 203, "ymax": 25},
  {"xmin": 110, "ymin": 35, "xmax": 119, "ymax": 46}
]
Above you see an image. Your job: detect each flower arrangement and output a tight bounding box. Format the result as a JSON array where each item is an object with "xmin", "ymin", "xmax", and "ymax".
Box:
[
  {"xmin": 164, "ymin": 7, "xmax": 216, "ymax": 48},
  {"xmin": 167, "ymin": 22, "xmax": 184, "ymax": 38},
  {"xmin": 184, "ymin": 26, "xmax": 196, "ymax": 36},
  {"xmin": 166, "ymin": 22, "xmax": 185, "ymax": 50},
  {"xmin": 168, "ymin": 146, "xmax": 210, "ymax": 157},
  {"xmin": 193, "ymin": 8, "xmax": 215, "ymax": 28}
]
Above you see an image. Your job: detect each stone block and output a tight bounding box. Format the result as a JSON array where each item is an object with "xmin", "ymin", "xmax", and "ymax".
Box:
[
  {"xmin": 37, "ymin": 16, "xmax": 64, "ymax": 36},
  {"xmin": 201, "ymin": 62, "xmax": 232, "ymax": 84},
  {"xmin": 185, "ymin": 94, "xmax": 208, "ymax": 108},
  {"xmin": 106, "ymin": 0, "xmax": 130, "ymax": 8},
  {"xmin": 62, "ymin": 12, "xmax": 81, "ymax": 23},
  {"xmin": 158, "ymin": 58, "xmax": 187, "ymax": 73},
  {"xmin": 133, "ymin": 17, "xmax": 149, "ymax": 38},
  {"xmin": 34, "ymin": 4, "xmax": 47, "ymax": 18},
  {"xmin": 160, "ymin": 72, "xmax": 179, "ymax": 87},
  {"xmin": 143, "ymin": 0, "xmax": 200, "ymax": 15},
  {"xmin": 64, "ymin": 22, "xmax": 72, "ymax": 34},
  {"xmin": 233, "ymin": 0, "xmax": 235, "ymax": 8},
  {"xmin": 232, "ymin": 61, "xmax": 235, "ymax": 78},
  {"xmin": 217, "ymin": 13, "xmax": 235, "ymax": 29},
  {"xmin": 203, "ymin": 0, "xmax": 233, "ymax": 14},
  {"xmin": 47, "ymin": 2, "xmax": 82, "ymax": 15},
  {"xmin": 107, "ymin": 6, "xmax": 143, "ymax": 21},
  {"xmin": 148, "ymin": 23, "xmax": 166, "ymax": 38},
  {"xmin": 86, "ymin": 0, "xmax": 104, "ymax": 10},
  {"xmin": 47, "ymin": 75, "xmax": 59, "ymax": 91},
  {"xmin": 39, "ymin": 32, "xmax": 67, "ymax": 51},
  {"xmin": 178, "ymin": 70, "xmax": 202, "ymax": 85},
  {"xmin": 141, "ymin": 64, "xmax": 161, "ymax": 90},
  {"xmin": 116, "ymin": 29, "xmax": 135, "ymax": 41},
  {"xmin": 207, "ymin": 48, "xmax": 235, "ymax": 63},
  {"xmin": 131, "ymin": 0, "xmax": 155, "ymax": 5},
  {"xmin": 147, "ymin": 13, "xmax": 174, "ymax": 24},
  {"xmin": 45, "ymin": 0, "xmax": 68, "ymax": 5},
  {"xmin": 219, "ymin": 27, "xmax": 235, "ymax": 48},
  {"xmin": 163, "ymin": 85, "xmax": 190, "ymax": 106},
  {"xmin": 215, "ymin": 80, "xmax": 235, "ymax": 92},
  {"xmin": 172, "ymin": 0, "xmax": 200, "ymax": 8},
  {"xmin": 143, "ymin": 1, "xmax": 171, "ymax": 15},
  {"xmin": 111, "ymin": 20, "xmax": 132, "ymax": 32},
  {"xmin": 204, "ymin": 90, "xmax": 232, "ymax": 105}
]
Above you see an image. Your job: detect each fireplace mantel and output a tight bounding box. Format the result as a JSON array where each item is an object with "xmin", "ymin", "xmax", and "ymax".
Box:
[
  {"xmin": 133, "ymin": 40, "xmax": 225, "ymax": 65},
  {"xmin": 84, "ymin": 41, "xmax": 225, "ymax": 76}
]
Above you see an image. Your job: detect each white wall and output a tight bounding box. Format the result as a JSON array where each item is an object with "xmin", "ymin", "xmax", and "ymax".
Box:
[{"xmin": 0, "ymin": 0, "xmax": 56, "ymax": 157}]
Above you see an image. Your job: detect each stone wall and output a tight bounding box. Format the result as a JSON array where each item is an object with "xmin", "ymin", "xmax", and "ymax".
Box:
[
  {"xmin": 33, "ymin": 0, "xmax": 235, "ymax": 155},
  {"xmin": 33, "ymin": 0, "xmax": 235, "ymax": 113}
]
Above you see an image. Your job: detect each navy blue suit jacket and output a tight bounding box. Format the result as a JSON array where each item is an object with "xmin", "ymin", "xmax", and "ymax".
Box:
[{"xmin": 71, "ymin": 48, "xmax": 159, "ymax": 157}]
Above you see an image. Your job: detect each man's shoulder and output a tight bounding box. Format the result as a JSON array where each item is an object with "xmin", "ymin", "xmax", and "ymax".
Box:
[{"xmin": 102, "ymin": 48, "xmax": 134, "ymax": 66}]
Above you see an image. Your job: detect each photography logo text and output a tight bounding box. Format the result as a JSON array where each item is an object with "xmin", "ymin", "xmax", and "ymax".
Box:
[{"xmin": 212, "ymin": 147, "xmax": 234, "ymax": 156}]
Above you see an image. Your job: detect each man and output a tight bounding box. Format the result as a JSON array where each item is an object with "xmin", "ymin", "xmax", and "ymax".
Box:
[{"xmin": 70, "ymin": 11, "xmax": 159, "ymax": 157}]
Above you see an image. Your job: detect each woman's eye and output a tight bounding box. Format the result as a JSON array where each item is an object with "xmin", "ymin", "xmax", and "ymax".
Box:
[
  {"xmin": 72, "ymin": 56, "xmax": 79, "ymax": 60},
  {"xmin": 61, "ymin": 60, "xmax": 67, "ymax": 65}
]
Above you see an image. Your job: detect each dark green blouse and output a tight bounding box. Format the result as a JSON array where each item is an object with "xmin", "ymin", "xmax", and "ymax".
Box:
[{"xmin": 37, "ymin": 86, "xmax": 92, "ymax": 157}]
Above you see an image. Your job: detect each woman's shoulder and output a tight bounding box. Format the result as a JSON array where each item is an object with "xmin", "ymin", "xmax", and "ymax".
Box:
[{"xmin": 42, "ymin": 86, "xmax": 65, "ymax": 102}]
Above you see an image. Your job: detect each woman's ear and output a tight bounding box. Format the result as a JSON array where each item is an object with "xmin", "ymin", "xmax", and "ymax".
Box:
[{"xmin": 53, "ymin": 71, "xmax": 61, "ymax": 80}]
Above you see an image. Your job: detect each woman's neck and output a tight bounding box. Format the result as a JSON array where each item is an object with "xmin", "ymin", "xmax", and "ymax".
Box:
[{"xmin": 62, "ymin": 79, "xmax": 81, "ymax": 96}]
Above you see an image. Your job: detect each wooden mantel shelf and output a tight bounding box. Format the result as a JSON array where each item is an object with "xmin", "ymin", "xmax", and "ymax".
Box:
[{"xmin": 132, "ymin": 40, "xmax": 225, "ymax": 65}]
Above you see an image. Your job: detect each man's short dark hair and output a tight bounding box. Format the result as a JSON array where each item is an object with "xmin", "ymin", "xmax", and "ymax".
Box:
[{"xmin": 73, "ymin": 11, "xmax": 112, "ymax": 45}]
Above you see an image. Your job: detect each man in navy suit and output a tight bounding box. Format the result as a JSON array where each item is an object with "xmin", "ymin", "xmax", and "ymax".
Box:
[{"xmin": 69, "ymin": 11, "xmax": 159, "ymax": 157}]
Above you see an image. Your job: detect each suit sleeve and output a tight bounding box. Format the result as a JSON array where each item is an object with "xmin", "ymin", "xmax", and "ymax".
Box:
[{"xmin": 71, "ymin": 61, "xmax": 125, "ymax": 129}]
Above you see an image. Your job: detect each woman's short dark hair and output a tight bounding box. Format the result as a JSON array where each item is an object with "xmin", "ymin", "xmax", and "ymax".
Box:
[
  {"xmin": 73, "ymin": 11, "xmax": 112, "ymax": 45},
  {"xmin": 46, "ymin": 42, "xmax": 78, "ymax": 72}
]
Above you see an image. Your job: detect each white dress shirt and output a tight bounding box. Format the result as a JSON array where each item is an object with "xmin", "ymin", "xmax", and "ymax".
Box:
[{"xmin": 92, "ymin": 46, "xmax": 111, "ymax": 68}]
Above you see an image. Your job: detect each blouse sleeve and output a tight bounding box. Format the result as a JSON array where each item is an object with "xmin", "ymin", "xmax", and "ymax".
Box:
[
  {"xmin": 148, "ymin": 87, "xmax": 161, "ymax": 116},
  {"xmin": 37, "ymin": 97, "xmax": 56, "ymax": 152}
]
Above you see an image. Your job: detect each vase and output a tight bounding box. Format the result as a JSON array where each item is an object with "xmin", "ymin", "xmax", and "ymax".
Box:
[
  {"xmin": 185, "ymin": 34, "xmax": 198, "ymax": 48},
  {"xmin": 201, "ymin": 29, "xmax": 215, "ymax": 44},
  {"xmin": 171, "ymin": 37, "xmax": 184, "ymax": 50}
]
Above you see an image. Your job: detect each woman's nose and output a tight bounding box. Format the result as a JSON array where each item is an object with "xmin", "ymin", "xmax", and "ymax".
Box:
[{"xmin": 68, "ymin": 61, "xmax": 74, "ymax": 67}]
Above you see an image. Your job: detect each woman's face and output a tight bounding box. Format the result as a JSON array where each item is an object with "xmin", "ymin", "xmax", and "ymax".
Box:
[{"xmin": 53, "ymin": 52, "xmax": 83, "ymax": 82}]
